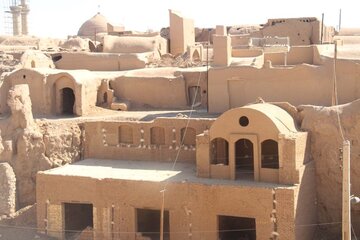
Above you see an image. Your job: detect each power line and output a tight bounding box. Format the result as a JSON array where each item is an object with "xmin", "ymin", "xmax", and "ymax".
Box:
[{"xmin": 0, "ymin": 221, "xmax": 344, "ymax": 234}]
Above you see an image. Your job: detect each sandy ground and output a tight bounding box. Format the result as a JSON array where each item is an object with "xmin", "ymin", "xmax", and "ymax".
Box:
[{"xmin": 0, "ymin": 226, "xmax": 55, "ymax": 240}]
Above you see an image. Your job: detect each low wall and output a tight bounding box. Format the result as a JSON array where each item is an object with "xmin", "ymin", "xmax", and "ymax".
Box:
[
  {"xmin": 84, "ymin": 118, "xmax": 214, "ymax": 162},
  {"xmin": 264, "ymin": 45, "xmax": 314, "ymax": 65},
  {"xmin": 232, "ymin": 49, "xmax": 263, "ymax": 58},
  {"xmin": 53, "ymin": 52, "xmax": 149, "ymax": 71}
]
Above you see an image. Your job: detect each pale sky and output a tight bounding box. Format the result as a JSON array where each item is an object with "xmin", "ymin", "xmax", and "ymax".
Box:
[{"xmin": 0, "ymin": 0, "xmax": 359, "ymax": 38}]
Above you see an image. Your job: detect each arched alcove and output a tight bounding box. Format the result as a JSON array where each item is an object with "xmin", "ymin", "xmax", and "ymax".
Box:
[
  {"xmin": 150, "ymin": 127, "xmax": 165, "ymax": 145},
  {"xmin": 119, "ymin": 125, "xmax": 133, "ymax": 144},
  {"xmin": 211, "ymin": 138, "xmax": 229, "ymax": 165},
  {"xmin": 181, "ymin": 127, "xmax": 196, "ymax": 146},
  {"xmin": 261, "ymin": 139, "xmax": 279, "ymax": 169}
]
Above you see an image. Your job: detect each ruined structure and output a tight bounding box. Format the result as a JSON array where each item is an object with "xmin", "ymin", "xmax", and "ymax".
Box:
[{"xmin": 0, "ymin": 8, "xmax": 359, "ymax": 240}]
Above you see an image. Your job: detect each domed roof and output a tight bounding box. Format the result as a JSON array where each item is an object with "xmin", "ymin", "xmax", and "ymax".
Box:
[{"xmin": 78, "ymin": 13, "xmax": 108, "ymax": 36}]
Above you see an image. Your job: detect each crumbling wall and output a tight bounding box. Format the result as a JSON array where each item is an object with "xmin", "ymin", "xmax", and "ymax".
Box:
[
  {"xmin": 20, "ymin": 50, "xmax": 55, "ymax": 69},
  {"xmin": 6, "ymin": 69, "xmax": 48, "ymax": 115},
  {"xmin": 300, "ymin": 100, "xmax": 360, "ymax": 237},
  {"xmin": 103, "ymin": 34, "xmax": 167, "ymax": 55},
  {"xmin": 0, "ymin": 84, "xmax": 82, "ymax": 208},
  {"xmin": 59, "ymin": 37, "xmax": 90, "ymax": 51},
  {"xmin": 0, "ymin": 163, "xmax": 16, "ymax": 216}
]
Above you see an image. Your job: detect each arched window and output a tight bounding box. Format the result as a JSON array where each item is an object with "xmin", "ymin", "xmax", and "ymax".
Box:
[
  {"xmin": 150, "ymin": 127, "xmax": 165, "ymax": 145},
  {"xmin": 261, "ymin": 140, "xmax": 279, "ymax": 169},
  {"xmin": 119, "ymin": 125, "xmax": 133, "ymax": 144},
  {"xmin": 210, "ymin": 138, "xmax": 229, "ymax": 165},
  {"xmin": 180, "ymin": 127, "xmax": 196, "ymax": 146}
]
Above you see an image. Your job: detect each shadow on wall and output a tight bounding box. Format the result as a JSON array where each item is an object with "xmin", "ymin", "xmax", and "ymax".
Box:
[
  {"xmin": 295, "ymin": 161, "xmax": 318, "ymax": 240},
  {"xmin": 140, "ymin": 111, "xmax": 217, "ymax": 121}
]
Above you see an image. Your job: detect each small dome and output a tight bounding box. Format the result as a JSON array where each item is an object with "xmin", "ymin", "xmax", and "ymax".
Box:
[{"xmin": 78, "ymin": 13, "xmax": 108, "ymax": 36}]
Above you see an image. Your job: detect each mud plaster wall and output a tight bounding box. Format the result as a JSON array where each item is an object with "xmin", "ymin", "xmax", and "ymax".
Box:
[
  {"xmin": 36, "ymin": 174, "xmax": 301, "ymax": 240},
  {"xmin": 264, "ymin": 45, "xmax": 314, "ymax": 65},
  {"xmin": 252, "ymin": 20, "xmax": 333, "ymax": 45},
  {"xmin": 108, "ymin": 68, "xmax": 207, "ymax": 110},
  {"xmin": 20, "ymin": 50, "xmax": 55, "ymax": 69},
  {"xmin": 294, "ymin": 161, "xmax": 317, "ymax": 240},
  {"xmin": 110, "ymin": 74, "xmax": 188, "ymax": 109},
  {"xmin": 208, "ymin": 58, "xmax": 360, "ymax": 113},
  {"xmin": 0, "ymin": 73, "xmax": 11, "ymax": 114},
  {"xmin": 3, "ymin": 69, "xmax": 102, "ymax": 116},
  {"xmin": 54, "ymin": 52, "xmax": 148, "ymax": 71},
  {"xmin": 7, "ymin": 69, "xmax": 48, "ymax": 114},
  {"xmin": 0, "ymin": 162, "xmax": 16, "ymax": 215},
  {"xmin": 84, "ymin": 118, "xmax": 214, "ymax": 162},
  {"xmin": 0, "ymin": 84, "xmax": 83, "ymax": 208},
  {"xmin": 300, "ymin": 101, "xmax": 360, "ymax": 237},
  {"xmin": 169, "ymin": 10, "xmax": 195, "ymax": 55},
  {"xmin": 181, "ymin": 70, "xmax": 208, "ymax": 108},
  {"xmin": 103, "ymin": 35, "xmax": 167, "ymax": 55}
]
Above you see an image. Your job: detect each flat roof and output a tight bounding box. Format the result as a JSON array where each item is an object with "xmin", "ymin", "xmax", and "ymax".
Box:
[{"xmin": 41, "ymin": 159, "xmax": 294, "ymax": 189}]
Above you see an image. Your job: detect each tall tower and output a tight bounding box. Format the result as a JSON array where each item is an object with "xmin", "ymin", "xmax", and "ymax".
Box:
[
  {"xmin": 3, "ymin": 0, "xmax": 30, "ymax": 36},
  {"xmin": 20, "ymin": 0, "xmax": 29, "ymax": 35},
  {"xmin": 9, "ymin": 5, "xmax": 21, "ymax": 35}
]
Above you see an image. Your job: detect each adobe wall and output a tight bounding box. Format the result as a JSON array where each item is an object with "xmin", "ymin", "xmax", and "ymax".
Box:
[
  {"xmin": 294, "ymin": 161, "xmax": 317, "ymax": 240},
  {"xmin": 300, "ymin": 100, "xmax": 360, "ymax": 237},
  {"xmin": 232, "ymin": 49, "xmax": 263, "ymax": 58},
  {"xmin": 208, "ymin": 58, "xmax": 360, "ymax": 113},
  {"xmin": 5, "ymin": 69, "xmax": 48, "ymax": 114},
  {"xmin": 103, "ymin": 35, "xmax": 167, "ymax": 55},
  {"xmin": 0, "ymin": 73, "xmax": 12, "ymax": 114},
  {"xmin": 53, "ymin": 52, "xmax": 148, "ymax": 71},
  {"xmin": 0, "ymin": 84, "xmax": 83, "ymax": 208},
  {"xmin": 84, "ymin": 118, "xmax": 214, "ymax": 162},
  {"xmin": 36, "ymin": 173, "xmax": 300, "ymax": 240},
  {"xmin": 111, "ymin": 74, "xmax": 186, "ymax": 109},
  {"xmin": 110, "ymin": 68, "xmax": 208, "ymax": 109},
  {"xmin": 3, "ymin": 69, "xmax": 102, "ymax": 116},
  {"xmin": 169, "ymin": 10, "xmax": 195, "ymax": 55},
  {"xmin": 254, "ymin": 18, "xmax": 333, "ymax": 45},
  {"xmin": 20, "ymin": 50, "xmax": 55, "ymax": 69},
  {"xmin": 181, "ymin": 69, "xmax": 208, "ymax": 108},
  {"xmin": 264, "ymin": 45, "xmax": 314, "ymax": 65}
]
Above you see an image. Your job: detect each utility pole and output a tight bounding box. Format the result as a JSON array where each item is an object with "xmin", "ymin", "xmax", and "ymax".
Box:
[
  {"xmin": 332, "ymin": 41, "xmax": 338, "ymax": 106},
  {"xmin": 342, "ymin": 140, "xmax": 351, "ymax": 240},
  {"xmin": 320, "ymin": 13, "xmax": 324, "ymax": 44},
  {"xmin": 206, "ymin": 31, "xmax": 210, "ymax": 112},
  {"xmin": 160, "ymin": 189, "xmax": 165, "ymax": 240},
  {"xmin": 339, "ymin": 9, "xmax": 342, "ymax": 33}
]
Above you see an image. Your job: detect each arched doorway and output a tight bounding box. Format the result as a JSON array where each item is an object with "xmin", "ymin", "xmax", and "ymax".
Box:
[
  {"xmin": 103, "ymin": 92, "xmax": 108, "ymax": 104},
  {"xmin": 61, "ymin": 88, "xmax": 75, "ymax": 115},
  {"xmin": 235, "ymin": 139, "xmax": 254, "ymax": 180},
  {"xmin": 192, "ymin": 49, "xmax": 200, "ymax": 61}
]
